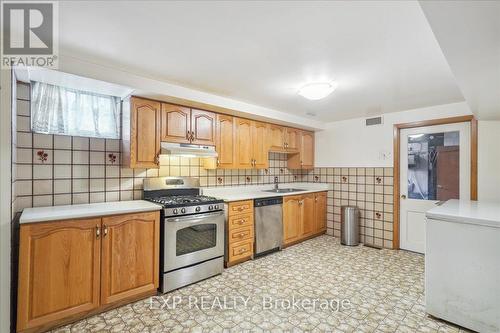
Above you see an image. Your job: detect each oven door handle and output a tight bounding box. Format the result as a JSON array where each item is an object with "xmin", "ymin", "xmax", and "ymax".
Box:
[{"xmin": 165, "ymin": 211, "xmax": 224, "ymax": 223}]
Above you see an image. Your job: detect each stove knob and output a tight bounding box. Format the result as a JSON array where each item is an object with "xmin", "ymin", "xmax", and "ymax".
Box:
[
  {"xmin": 195, "ymin": 206, "xmax": 201, "ymax": 212},
  {"xmin": 208, "ymin": 205, "xmax": 213, "ymax": 211},
  {"xmin": 214, "ymin": 205, "xmax": 219, "ymax": 210},
  {"xmin": 173, "ymin": 209, "xmax": 178, "ymax": 215},
  {"xmin": 181, "ymin": 208, "xmax": 186, "ymax": 214}
]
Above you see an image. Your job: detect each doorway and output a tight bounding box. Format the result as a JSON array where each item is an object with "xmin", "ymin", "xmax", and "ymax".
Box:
[{"xmin": 393, "ymin": 116, "xmax": 478, "ymax": 252}]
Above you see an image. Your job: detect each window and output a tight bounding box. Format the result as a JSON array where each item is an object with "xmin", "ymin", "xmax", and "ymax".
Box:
[{"xmin": 31, "ymin": 81, "xmax": 121, "ymax": 139}]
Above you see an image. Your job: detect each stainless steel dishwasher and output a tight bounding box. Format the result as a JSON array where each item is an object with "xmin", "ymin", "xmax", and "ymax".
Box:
[{"xmin": 254, "ymin": 197, "xmax": 283, "ymax": 256}]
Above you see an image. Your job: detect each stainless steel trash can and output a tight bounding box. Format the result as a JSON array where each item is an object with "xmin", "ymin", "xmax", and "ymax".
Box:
[{"xmin": 341, "ymin": 206, "xmax": 359, "ymax": 246}]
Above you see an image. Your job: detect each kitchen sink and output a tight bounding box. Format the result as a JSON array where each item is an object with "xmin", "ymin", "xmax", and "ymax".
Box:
[{"xmin": 262, "ymin": 188, "xmax": 306, "ymax": 194}]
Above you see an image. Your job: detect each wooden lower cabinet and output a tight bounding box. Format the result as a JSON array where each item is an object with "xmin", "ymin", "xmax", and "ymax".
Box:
[
  {"xmin": 226, "ymin": 200, "xmax": 254, "ymax": 267},
  {"xmin": 101, "ymin": 212, "xmax": 160, "ymax": 305},
  {"xmin": 283, "ymin": 191, "xmax": 327, "ymax": 246},
  {"xmin": 301, "ymin": 194, "xmax": 316, "ymax": 238},
  {"xmin": 283, "ymin": 196, "xmax": 302, "ymax": 245},
  {"xmin": 17, "ymin": 211, "xmax": 160, "ymax": 333},
  {"xmin": 314, "ymin": 192, "xmax": 327, "ymax": 232},
  {"xmin": 17, "ymin": 218, "xmax": 101, "ymax": 332}
]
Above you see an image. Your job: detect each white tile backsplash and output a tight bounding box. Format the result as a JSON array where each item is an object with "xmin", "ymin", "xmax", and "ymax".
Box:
[
  {"xmin": 73, "ymin": 137, "xmax": 89, "ymax": 150},
  {"xmin": 33, "ymin": 134, "xmax": 53, "ymax": 148},
  {"xmin": 53, "ymin": 150, "xmax": 72, "ymax": 164},
  {"xmin": 33, "ymin": 165, "xmax": 52, "ymax": 179},
  {"xmin": 53, "ymin": 165, "xmax": 71, "ymax": 179},
  {"xmin": 54, "ymin": 135, "xmax": 72, "ymax": 149}
]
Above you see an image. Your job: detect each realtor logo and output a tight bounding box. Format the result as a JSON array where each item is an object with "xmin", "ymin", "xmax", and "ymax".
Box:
[{"xmin": 1, "ymin": 1, "xmax": 58, "ymax": 68}]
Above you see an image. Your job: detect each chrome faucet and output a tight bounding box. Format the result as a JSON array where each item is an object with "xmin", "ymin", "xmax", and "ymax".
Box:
[{"xmin": 274, "ymin": 177, "xmax": 279, "ymax": 190}]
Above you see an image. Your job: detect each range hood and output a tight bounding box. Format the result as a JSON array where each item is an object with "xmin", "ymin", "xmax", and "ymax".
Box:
[{"xmin": 160, "ymin": 142, "xmax": 218, "ymax": 158}]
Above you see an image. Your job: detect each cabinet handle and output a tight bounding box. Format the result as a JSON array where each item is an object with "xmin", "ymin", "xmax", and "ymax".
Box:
[
  {"xmin": 186, "ymin": 131, "xmax": 190, "ymax": 140},
  {"xmin": 190, "ymin": 132, "xmax": 195, "ymax": 141},
  {"xmin": 216, "ymin": 159, "xmax": 220, "ymax": 167},
  {"xmin": 96, "ymin": 225, "xmax": 100, "ymax": 238},
  {"xmin": 155, "ymin": 154, "xmax": 159, "ymax": 164},
  {"xmin": 239, "ymin": 248, "xmax": 246, "ymax": 253},
  {"xmin": 103, "ymin": 224, "xmax": 108, "ymax": 237}
]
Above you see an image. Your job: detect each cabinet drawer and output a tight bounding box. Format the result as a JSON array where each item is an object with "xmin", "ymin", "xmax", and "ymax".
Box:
[
  {"xmin": 229, "ymin": 225, "xmax": 254, "ymax": 243},
  {"xmin": 229, "ymin": 240, "xmax": 253, "ymax": 262},
  {"xmin": 228, "ymin": 200, "xmax": 253, "ymax": 215},
  {"xmin": 228, "ymin": 213, "xmax": 253, "ymax": 230}
]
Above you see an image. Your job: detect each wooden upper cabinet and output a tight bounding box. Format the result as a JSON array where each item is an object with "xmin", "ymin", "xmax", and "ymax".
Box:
[
  {"xmin": 252, "ymin": 121, "xmax": 269, "ymax": 169},
  {"xmin": 269, "ymin": 125, "xmax": 285, "ymax": 152},
  {"xmin": 314, "ymin": 192, "xmax": 327, "ymax": 233},
  {"xmin": 301, "ymin": 131, "xmax": 315, "ymax": 169},
  {"xmin": 101, "ymin": 212, "xmax": 160, "ymax": 305},
  {"xmin": 234, "ymin": 117, "xmax": 253, "ymax": 169},
  {"xmin": 123, "ymin": 97, "xmax": 161, "ymax": 169},
  {"xmin": 285, "ymin": 128, "xmax": 300, "ymax": 152},
  {"xmin": 283, "ymin": 196, "xmax": 302, "ymax": 245},
  {"xmin": 301, "ymin": 194, "xmax": 316, "ymax": 238},
  {"xmin": 161, "ymin": 103, "xmax": 190, "ymax": 144},
  {"xmin": 215, "ymin": 114, "xmax": 235, "ymax": 168},
  {"xmin": 288, "ymin": 130, "xmax": 315, "ymax": 169},
  {"xmin": 17, "ymin": 218, "xmax": 101, "ymax": 331},
  {"xmin": 191, "ymin": 109, "xmax": 216, "ymax": 145}
]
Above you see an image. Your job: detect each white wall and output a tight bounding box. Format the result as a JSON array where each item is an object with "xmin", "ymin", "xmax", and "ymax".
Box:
[
  {"xmin": 315, "ymin": 102, "xmax": 472, "ymax": 167},
  {"xmin": 478, "ymin": 121, "xmax": 500, "ymax": 202}
]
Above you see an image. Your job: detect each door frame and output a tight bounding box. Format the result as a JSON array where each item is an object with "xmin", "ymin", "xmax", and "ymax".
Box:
[{"xmin": 393, "ymin": 115, "xmax": 478, "ymax": 249}]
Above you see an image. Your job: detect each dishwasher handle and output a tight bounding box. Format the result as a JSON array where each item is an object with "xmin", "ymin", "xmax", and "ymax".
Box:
[{"xmin": 255, "ymin": 197, "xmax": 283, "ymax": 207}]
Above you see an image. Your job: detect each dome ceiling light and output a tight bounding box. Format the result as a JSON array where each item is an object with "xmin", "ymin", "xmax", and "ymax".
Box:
[{"xmin": 298, "ymin": 82, "xmax": 338, "ymax": 100}]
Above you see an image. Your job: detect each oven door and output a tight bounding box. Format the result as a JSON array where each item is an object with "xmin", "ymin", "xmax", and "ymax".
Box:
[{"xmin": 163, "ymin": 211, "xmax": 225, "ymax": 272}]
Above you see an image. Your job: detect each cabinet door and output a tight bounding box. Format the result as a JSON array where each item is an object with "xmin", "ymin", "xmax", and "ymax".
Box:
[
  {"xmin": 301, "ymin": 131, "xmax": 315, "ymax": 169},
  {"xmin": 191, "ymin": 109, "xmax": 216, "ymax": 145},
  {"xmin": 285, "ymin": 128, "xmax": 300, "ymax": 152},
  {"xmin": 101, "ymin": 211, "xmax": 160, "ymax": 305},
  {"xmin": 215, "ymin": 114, "xmax": 235, "ymax": 168},
  {"xmin": 131, "ymin": 97, "xmax": 161, "ymax": 168},
  {"xmin": 17, "ymin": 218, "xmax": 101, "ymax": 331},
  {"xmin": 252, "ymin": 121, "xmax": 269, "ymax": 169},
  {"xmin": 283, "ymin": 196, "xmax": 302, "ymax": 245},
  {"xmin": 315, "ymin": 192, "xmax": 327, "ymax": 233},
  {"xmin": 161, "ymin": 103, "xmax": 191, "ymax": 144},
  {"xmin": 268, "ymin": 125, "xmax": 285, "ymax": 152},
  {"xmin": 234, "ymin": 117, "xmax": 253, "ymax": 169},
  {"xmin": 301, "ymin": 194, "xmax": 316, "ymax": 238}
]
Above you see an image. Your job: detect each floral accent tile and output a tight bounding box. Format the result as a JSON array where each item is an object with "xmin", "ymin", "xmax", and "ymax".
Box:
[{"xmin": 36, "ymin": 150, "xmax": 48, "ymax": 163}]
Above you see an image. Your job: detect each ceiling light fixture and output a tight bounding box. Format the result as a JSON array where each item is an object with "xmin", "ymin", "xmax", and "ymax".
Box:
[{"xmin": 298, "ymin": 82, "xmax": 338, "ymax": 100}]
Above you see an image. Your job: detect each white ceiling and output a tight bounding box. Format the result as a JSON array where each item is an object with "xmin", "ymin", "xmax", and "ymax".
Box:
[
  {"xmin": 58, "ymin": 1, "xmax": 466, "ymax": 122},
  {"xmin": 420, "ymin": 1, "xmax": 500, "ymax": 120}
]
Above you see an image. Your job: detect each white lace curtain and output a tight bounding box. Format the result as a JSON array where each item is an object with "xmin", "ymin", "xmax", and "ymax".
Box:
[{"xmin": 31, "ymin": 81, "xmax": 121, "ymax": 139}]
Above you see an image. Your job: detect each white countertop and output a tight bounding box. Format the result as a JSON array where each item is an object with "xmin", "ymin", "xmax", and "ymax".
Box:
[
  {"xmin": 20, "ymin": 200, "xmax": 162, "ymax": 224},
  {"xmin": 426, "ymin": 199, "xmax": 500, "ymax": 228},
  {"xmin": 201, "ymin": 182, "xmax": 331, "ymax": 202}
]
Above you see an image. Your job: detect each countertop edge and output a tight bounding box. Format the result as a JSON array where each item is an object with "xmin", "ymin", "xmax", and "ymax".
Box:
[
  {"xmin": 19, "ymin": 201, "xmax": 162, "ymax": 224},
  {"xmin": 218, "ymin": 188, "xmax": 329, "ymax": 202},
  {"xmin": 425, "ymin": 211, "xmax": 500, "ymax": 229}
]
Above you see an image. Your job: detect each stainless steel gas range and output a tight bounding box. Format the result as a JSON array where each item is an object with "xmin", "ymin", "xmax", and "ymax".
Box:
[{"xmin": 143, "ymin": 177, "xmax": 225, "ymax": 293}]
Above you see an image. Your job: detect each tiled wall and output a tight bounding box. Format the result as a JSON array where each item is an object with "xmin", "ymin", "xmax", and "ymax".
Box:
[
  {"xmin": 299, "ymin": 167, "xmax": 394, "ymax": 248},
  {"xmin": 11, "ymin": 82, "xmax": 394, "ymax": 249}
]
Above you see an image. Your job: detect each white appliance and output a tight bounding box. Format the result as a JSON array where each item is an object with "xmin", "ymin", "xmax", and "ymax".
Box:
[{"xmin": 425, "ymin": 200, "xmax": 500, "ymax": 333}]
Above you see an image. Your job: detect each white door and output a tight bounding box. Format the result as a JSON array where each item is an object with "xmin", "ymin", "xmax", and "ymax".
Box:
[{"xmin": 400, "ymin": 122, "xmax": 470, "ymax": 253}]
